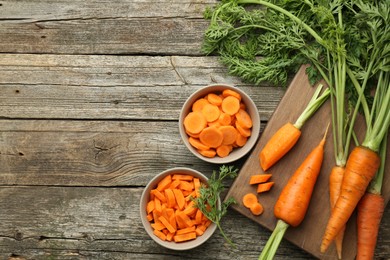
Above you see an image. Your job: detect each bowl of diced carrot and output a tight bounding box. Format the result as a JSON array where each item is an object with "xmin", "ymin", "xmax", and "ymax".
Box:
[
  {"xmin": 179, "ymin": 84, "xmax": 260, "ymax": 164},
  {"xmin": 140, "ymin": 167, "xmax": 218, "ymax": 250}
]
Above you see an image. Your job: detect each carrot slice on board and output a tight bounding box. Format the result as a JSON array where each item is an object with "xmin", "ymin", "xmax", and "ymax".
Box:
[
  {"xmin": 249, "ymin": 174, "xmax": 272, "ymax": 185},
  {"xmin": 257, "ymin": 182, "xmax": 275, "ymax": 193}
]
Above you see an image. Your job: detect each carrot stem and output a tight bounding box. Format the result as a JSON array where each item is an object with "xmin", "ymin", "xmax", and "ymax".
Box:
[
  {"xmin": 258, "ymin": 220, "xmax": 289, "ymax": 260},
  {"xmin": 368, "ymin": 131, "xmax": 387, "ymax": 195},
  {"xmin": 293, "ymin": 84, "xmax": 330, "ymax": 129}
]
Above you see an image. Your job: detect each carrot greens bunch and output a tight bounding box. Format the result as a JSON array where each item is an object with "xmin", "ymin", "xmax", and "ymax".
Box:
[{"xmin": 193, "ymin": 165, "xmax": 239, "ymax": 247}]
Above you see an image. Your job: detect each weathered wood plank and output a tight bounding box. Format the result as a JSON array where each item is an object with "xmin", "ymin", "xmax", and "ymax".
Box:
[
  {"xmin": 0, "ymin": 0, "xmax": 216, "ymax": 55},
  {"xmin": 0, "ymin": 119, "xmax": 253, "ymax": 186},
  {"xmin": 0, "ymin": 54, "xmax": 285, "ymax": 120},
  {"xmin": 1, "ymin": 186, "xmax": 388, "ymax": 259}
]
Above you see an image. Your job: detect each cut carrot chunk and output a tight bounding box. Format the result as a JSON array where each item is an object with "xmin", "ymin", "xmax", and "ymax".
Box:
[
  {"xmin": 172, "ymin": 189, "xmax": 186, "ymax": 210},
  {"xmin": 157, "ymin": 174, "xmax": 172, "ymax": 191},
  {"xmin": 183, "ymin": 112, "xmax": 207, "ymax": 135},
  {"xmin": 151, "ymin": 222, "xmax": 166, "ymax": 231},
  {"xmin": 221, "ymin": 96, "xmax": 240, "ymax": 115},
  {"xmin": 176, "ymin": 211, "xmax": 194, "ymax": 228},
  {"xmin": 202, "ymin": 103, "xmax": 221, "ymax": 122},
  {"xmin": 249, "ymin": 174, "xmax": 272, "ymax": 185},
  {"xmin": 193, "ymin": 178, "xmax": 201, "ymax": 197},
  {"xmin": 153, "ymin": 229, "xmax": 167, "ymax": 241},
  {"xmin": 164, "ymin": 189, "xmax": 176, "ymax": 208},
  {"xmin": 199, "ymin": 127, "xmax": 223, "ymax": 148},
  {"xmin": 172, "ymin": 174, "xmax": 194, "ymax": 181},
  {"xmin": 192, "ymin": 98, "xmax": 210, "ymax": 112},
  {"xmin": 179, "ymin": 181, "xmax": 194, "ymax": 191},
  {"xmin": 257, "ymin": 181, "xmax": 275, "ymax": 193},
  {"xmin": 159, "ymin": 215, "xmax": 177, "ymax": 234},
  {"xmin": 151, "ymin": 189, "xmax": 167, "ymax": 203},
  {"xmin": 176, "ymin": 226, "xmax": 196, "ymax": 235},
  {"xmin": 173, "ymin": 232, "xmax": 197, "ymax": 243},
  {"xmin": 147, "ymin": 200, "xmax": 155, "ymax": 214}
]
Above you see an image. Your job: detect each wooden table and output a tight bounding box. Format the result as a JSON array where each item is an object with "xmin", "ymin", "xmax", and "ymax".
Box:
[{"xmin": 1, "ymin": 1, "xmax": 389, "ymax": 259}]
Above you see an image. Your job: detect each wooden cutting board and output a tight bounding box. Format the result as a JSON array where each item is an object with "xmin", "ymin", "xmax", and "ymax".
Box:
[{"xmin": 226, "ymin": 65, "xmax": 390, "ymax": 259}]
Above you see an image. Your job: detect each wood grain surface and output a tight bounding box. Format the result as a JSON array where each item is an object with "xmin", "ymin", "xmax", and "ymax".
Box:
[{"xmin": 226, "ymin": 65, "xmax": 390, "ymax": 259}]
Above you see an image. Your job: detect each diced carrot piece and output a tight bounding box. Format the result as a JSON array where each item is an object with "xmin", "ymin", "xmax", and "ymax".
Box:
[
  {"xmin": 151, "ymin": 222, "xmax": 166, "ymax": 231},
  {"xmin": 179, "ymin": 181, "xmax": 194, "ymax": 191},
  {"xmin": 257, "ymin": 181, "xmax": 275, "ymax": 193},
  {"xmin": 183, "ymin": 201, "xmax": 197, "ymax": 216},
  {"xmin": 175, "ymin": 210, "xmax": 187, "ymax": 229},
  {"xmin": 151, "ymin": 189, "xmax": 167, "ymax": 203},
  {"xmin": 169, "ymin": 213, "xmax": 177, "ymax": 230},
  {"xmin": 173, "ymin": 232, "xmax": 197, "ymax": 243},
  {"xmin": 157, "ymin": 175, "xmax": 172, "ymax": 191},
  {"xmin": 153, "ymin": 229, "xmax": 167, "ymax": 241},
  {"xmin": 172, "ymin": 189, "xmax": 185, "ymax": 210},
  {"xmin": 159, "ymin": 216, "xmax": 176, "ymax": 234},
  {"xmin": 195, "ymin": 209, "xmax": 203, "ymax": 225},
  {"xmin": 164, "ymin": 189, "xmax": 176, "ymax": 208},
  {"xmin": 169, "ymin": 179, "xmax": 181, "ymax": 189},
  {"xmin": 146, "ymin": 200, "xmax": 155, "ymax": 214},
  {"xmin": 172, "ymin": 174, "xmax": 194, "ymax": 181},
  {"xmin": 195, "ymin": 226, "xmax": 205, "ymax": 236},
  {"xmin": 249, "ymin": 174, "xmax": 272, "ymax": 185},
  {"xmin": 185, "ymin": 191, "xmax": 196, "ymax": 201},
  {"xmin": 177, "ymin": 211, "xmax": 194, "ymax": 228},
  {"xmin": 146, "ymin": 213, "xmax": 153, "ymax": 222},
  {"xmin": 166, "ymin": 232, "xmax": 175, "ymax": 241},
  {"xmin": 176, "ymin": 226, "xmax": 196, "ymax": 235},
  {"xmin": 154, "ymin": 197, "xmax": 162, "ymax": 214}
]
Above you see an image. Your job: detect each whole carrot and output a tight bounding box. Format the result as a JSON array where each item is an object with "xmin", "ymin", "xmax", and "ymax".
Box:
[
  {"xmin": 328, "ymin": 166, "xmax": 346, "ymax": 259},
  {"xmin": 259, "ymin": 125, "xmax": 328, "ymax": 260},
  {"xmin": 259, "ymin": 84, "xmax": 330, "ymax": 171},
  {"xmin": 356, "ymin": 133, "xmax": 387, "ymax": 260},
  {"xmin": 320, "ymin": 146, "xmax": 381, "ymax": 253}
]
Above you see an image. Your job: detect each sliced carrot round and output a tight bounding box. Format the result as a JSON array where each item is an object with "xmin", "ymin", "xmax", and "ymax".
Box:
[
  {"xmin": 236, "ymin": 109, "xmax": 253, "ymax": 129},
  {"xmin": 242, "ymin": 193, "xmax": 258, "ymax": 208},
  {"xmin": 250, "ymin": 202, "xmax": 264, "ymax": 215},
  {"xmin": 192, "ymin": 98, "xmax": 210, "ymax": 112},
  {"xmin": 235, "ymin": 133, "xmax": 248, "ymax": 147},
  {"xmin": 202, "ymin": 104, "xmax": 220, "ymax": 122},
  {"xmin": 188, "ymin": 137, "xmax": 210, "ymax": 151},
  {"xmin": 198, "ymin": 149, "xmax": 216, "ymax": 158},
  {"xmin": 216, "ymin": 145, "xmax": 232, "ymax": 158},
  {"xmin": 222, "ymin": 89, "xmax": 242, "ymax": 101},
  {"xmin": 183, "ymin": 112, "xmax": 207, "ymax": 134},
  {"xmin": 219, "ymin": 125, "xmax": 238, "ymax": 145},
  {"xmin": 218, "ymin": 112, "xmax": 232, "ymax": 126},
  {"xmin": 207, "ymin": 93, "xmax": 223, "ymax": 106},
  {"xmin": 236, "ymin": 121, "xmax": 252, "ymax": 137},
  {"xmin": 221, "ymin": 96, "xmax": 240, "ymax": 116},
  {"xmin": 199, "ymin": 127, "xmax": 223, "ymax": 148}
]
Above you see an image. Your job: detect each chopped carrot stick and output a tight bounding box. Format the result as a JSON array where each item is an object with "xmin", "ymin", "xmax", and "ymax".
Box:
[
  {"xmin": 249, "ymin": 174, "xmax": 272, "ymax": 185},
  {"xmin": 172, "ymin": 174, "xmax": 194, "ymax": 181},
  {"xmin": 176, "ymin": 226, "xmax": 196, "ymax": 235},
  {"xmin": 179, "ymin": 181, "xmax": 194, "ymax": 191},
  {"xmin": 173, "ymin": 232, "xmax": 197, "ymax": 243},
  {"xmin": 250, "ymin": 202, "xmax": 264, "ymax": 216},
  {"xmin": 183, "ymin": 201, "xmax": 197, "ymax": 216},
  {"xmin": 146, "ymin": 200, "xmax": 155, "ymax": 214},
  {"xmin": 176, "ymin": 211, "xmax": 194, "ymax": 228},
  {"xmin": 151, "ymin": 222, "xmax": 166, "ymax": 231},
  {"xmin": 195, "ymin": 209, "xmax": 203, "ymax": 225},
  {"xmin": 157, "ymin": 174, "xmax": 172, "ymax": 191},
  {"xmin": 169, "ymin": 179, "xmax": 181, "ymax": 189},
  {"xmin": 193, "ymin": 178, "xmax": 201, "ymax": 197},
  {"xmin": 195, "ymin": 227, "xmax": 205, "ymax": 236},
  {"xmin": 166, "ymin": 232, "xmax": 175, "ymax": 242},
  {"xmin": 151, "ymin": 189, "xmax": 167, "ymax": 203},
  {"xmin": 153, "ymin": 229, "xmax": 167, "ymax": 241},
  {"xmin": 183, "ymin": 111, "xmax": 207, "ymax": 135},
  {"xmin": 159, "ymin": 215, "xmax": 176, "ymax": 234},
  {"xmin": 172, "ymin": 189, "xmax": 185, "ymax": 210},
  {"xmin": 221, "ymin": 96, "xmax": 240, "ymax": 115},
  {"xmin": 164, "ymin": 189, "xmax": 176, "ymax": 208},
  {"xmin": 154, "ymin": 197, "xmax": 162, "ymax": 215},
  {"xmin": 175, "ymin": 210, "xmax": 187, "ymax": 229},
  {"xmin": 257, "ymin": 182, "xmax": 274, "ymax": 193},
  {"xmin": 146, "ymin": 213, "xmax": 153, "ymax": 222}
]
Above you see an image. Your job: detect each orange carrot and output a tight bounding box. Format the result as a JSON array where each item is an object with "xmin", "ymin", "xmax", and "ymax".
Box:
[
  {"xmin": 320, "ymin": 146, "xmax": 381, "ymax": 253},
  {"xmin": 216, "ymin": 145, "xmax": 232, "ymax": 158},
  {"xmin": 328, "ymin": 166, "xmax": 346, "ymax": 259},
  {"xmin": 221, "ymin": 96, "xmax": 240, "ymax": 115},
  {"xmin": 172, "ymin": 174, "xmax": 194, "ymax": 181},
  {"xmin": 235, "ymin": 133, "xmax": 247, "ymax": 147},
  {"xmin": 356, "ymin": 192, "xmax": 384, "ymax": 260},
  {"xmin": 153, "ymin": 229, "xmax": 167, "ymax": 241},
  {"xmin": 199, "ymin": 127, "xmax": 224, "ymax": 148},
  {"xmin": 259, "ymin": 122, "xmax": 301, "ymax": 171},
  {"xmin": 242, "ymin": 193, "xmax": 258, "ymax": 208},
  {"xmin": 222, "ymin": 89, "xmax": 241, "ymax": 101},
  {"xmin": 172, "ymin": 189, "xmax": 186, "ymax": 210},
  {"xmin": 260, "ymin": 126, "xmax": 328, "ymax": 260},
  {"xmin": 259, "ymin": 85, "xmax": 330, "ymax": 171},
  {"xmin": 219, "ymin": 125, "xmax": 238, "ymax": 145},
  {"xmin": 183, "ymin": 112, "xmax": 207, "ymax": 134},
  {"xmin": 249, "ymin": 174, "xmax": 272, "ymax": 185},
  {"xmin": 257, "ymin": 182, "xmax": 274, "ymax": 193},
  {"xmin": 235, "ymin": 109, "xmax": 253, "ymax": 129},
  {"xmin": 250, "ymin": 202, "xmax": 264, "ymax": 216},
  {"xmin": 173, "ymin": 232, "xmax": 197, "ymax": 243},
  {"xmin": 207, "ymin": 93, "xmax": 223, "ymax": 106},
  {"xmin": 219, "ymin": 112, "xmax": 232, "ymax": 126},
  {"xmin": 198, "ymin": 149, "xmax": 216, "ymax": 158},
  {"xmin": 192, "ymin": 98, "xmax": 210, "ymax": 112},
  {"xmin": 202, "ymin": 103, "xmax": 221, "ymax": 122},
  {"xmin": 157, "ymin": 174, "xmax": 172, "ymax": 191},
  {"xmin": 235, "ymin": 121, "xmax": 252, "ymax": 137}
]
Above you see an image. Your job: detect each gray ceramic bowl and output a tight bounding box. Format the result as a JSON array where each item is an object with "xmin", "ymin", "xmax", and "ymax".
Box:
[
  {"xmin": 179, "ymin": 84, "xmax": 260, "ymax": 164},
  {"xmin": 140, "ymin": 167, "xmax": 218, "ymax": 250}
]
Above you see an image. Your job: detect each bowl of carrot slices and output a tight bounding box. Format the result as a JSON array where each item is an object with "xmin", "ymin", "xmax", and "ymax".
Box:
[
  {"xmin": 179, "ymin": 84, "xmax": 260, "ymax": 164},
  {"xmin": 140, "ymin": 167, "xmax": 218, "ymax": 250}
]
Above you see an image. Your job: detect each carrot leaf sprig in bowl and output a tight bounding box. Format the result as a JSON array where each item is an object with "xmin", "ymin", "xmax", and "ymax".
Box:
[{"xmin": 193, "ymin": 165, "xmax": 239, "ymax": 247}]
